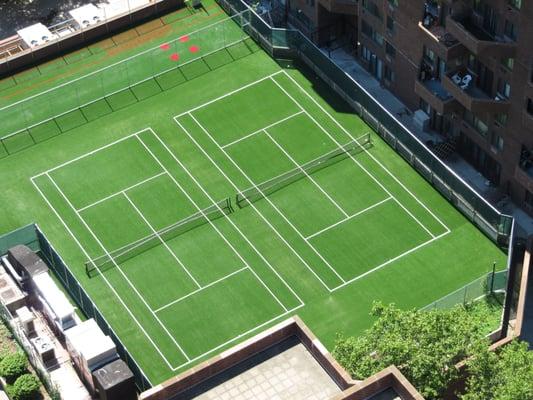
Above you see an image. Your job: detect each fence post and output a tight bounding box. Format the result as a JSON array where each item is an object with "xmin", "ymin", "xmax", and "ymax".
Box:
[{"xmin": 490, "ymin": 262, "xmax": 496, "ymax": 294}]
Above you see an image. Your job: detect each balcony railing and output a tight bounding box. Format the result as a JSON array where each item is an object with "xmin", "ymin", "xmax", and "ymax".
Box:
[
  {"xmin": 417, "ymin": 22, "xmax": 466, "ymax": 60},
  {"xmin": 442, "ymin": 69, "xmax": 510, "ymax": 114},
  {"xmin": 445, "ymin": 15, "xmax": 516, "ymax": 58},
  {"xmin": 414, "ymin": 77, "xmax": 457, "ymax": 115}
]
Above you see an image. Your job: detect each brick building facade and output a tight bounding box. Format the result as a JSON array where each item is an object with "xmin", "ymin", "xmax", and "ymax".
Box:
[{"xmin": 285, "ymin": 0, "xmax": 533, "ymax": 214}]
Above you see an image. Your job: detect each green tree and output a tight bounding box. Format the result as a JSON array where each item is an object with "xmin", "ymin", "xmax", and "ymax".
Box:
[
  {"xmin": 333, "ymin": 302, "xmax": 488, "ymax": 399},
  {"xmin": 462, "ymin": 340, "xmax": 533, "ymax": 400},
  {"xmin": 9, "ymin": 373, "xmax": 40, "ymax": 400},
  {"xmin": 0, "ymin": 352, "xmax": 27, "ymax": 383}
]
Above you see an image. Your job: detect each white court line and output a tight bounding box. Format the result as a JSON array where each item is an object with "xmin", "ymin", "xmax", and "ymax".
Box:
[
  {"xmin": 155, "ymin": 267, "xmax": 248, "ymax": 313},
  {"xmin": 0, "ymin": 15, "xmax": 251, "ymax": 112},
  {"xmin": 145, "ymin": 127, "xmax": 305, "ymax": 306},
  {"xmin": 269, "ymin": 75, "xmax": 438, "ymax": 239},
  {"xmin": 279, "ymin": 71, "xmax": 451, "ymax": 234},
  {"xmin": 175, "ymin": 71, "xmax": 284, "ymax": 118},
  {"xmin": 45, "ymin": 172, "xmax": 192, "ymax": 362},
  {"xmin": 36, "ymin": 169, "xmax": 300, "ymax": 375},
  {"xmin": 30, "ymin": 174, "xmax": 177, "ymax": 371},
  {"xmin": 221, "ymin": 111, "xmax": 304, "ymax": 149},
  {"xmin": 134, "ymin": 132, "xmax": 288, "ymax": 313},
  {"xmin": 306, "ymin": 197, "xmax": 393, "ymax": 240},
  {"xmin": 187, "ymin": 112, "xmax": 347, "ymax": 285},
  {"xmin": 77, "ymin": 172, "xmax": 166, "ymax": 212},
  {"xmin": 143, "ymin": 128, "xmax": 307, "ymax": 371},
  {"xmin": 169, "ymin": 305, "xmax": 303, "ymax": 372},
  {"xmin": 33, "ymin": 130, "xmax": 143, "ymax": 177},
  {"xmin": 33, "ymin": 122, "xmax": 303, "ymax": 374},
  {"xmin": 263, "ymin": 129, "xmax": 349, "ymax": 218},
  {"xmin": 331, "ymin": 230, "xmax": 450, "ymax": 292},
  {"xmin": 175, "ymin": 117, "xmax": 333, "ymax": 294},
  {"xmin": 122, "ymin": 191, "xmax": 202, "ymax": 289}
]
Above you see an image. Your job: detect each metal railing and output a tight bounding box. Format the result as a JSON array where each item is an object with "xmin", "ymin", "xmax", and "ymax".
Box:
[
  {"xmin": 0, "ymin": 0, "xmax": 174, "ymax": 64},
  {"xmin": 0, "ymin": 12, "xmax": 251, "ymax": 157},
  {"xmin": 421, "ymin": 269, "xmax": 507, "ymax": 310}
]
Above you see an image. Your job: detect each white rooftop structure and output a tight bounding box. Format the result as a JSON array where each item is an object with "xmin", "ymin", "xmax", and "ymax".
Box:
[
  {"xmin": 32, "ymin": 273, "xmax": 76, "ymax": 331},
  {"xmin": 69, "ymin": 4, "xmax": 105, "ymax": 28},
  {"xmin": 65, "ymin": 319, "xmax": 117, "ymax": 371},
  {"xmin": 17, "ymin": 23, "xmax": 57, "ymax": 47}
]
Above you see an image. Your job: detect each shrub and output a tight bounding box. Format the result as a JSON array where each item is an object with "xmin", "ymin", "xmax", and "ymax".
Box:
[
  {"xmin": 0, "ymin": 348, "xmax": 11, "ymax": 363},
  {"xmin": 10, "ymin": 374, "xmax": 40, "ymax": 400},
  {"xmin": 0, "ymin": 352, "xmax": 27, "ymax": 383}
]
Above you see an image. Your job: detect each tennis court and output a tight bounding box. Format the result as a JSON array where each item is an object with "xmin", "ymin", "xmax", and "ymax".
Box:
[
  {"xmin": 0, "ymin": 1, "xmax": 507, "ymax": 385},
  {"xmin": 31, "ymin": 68, "xmax": 457, "ymax": 375}
]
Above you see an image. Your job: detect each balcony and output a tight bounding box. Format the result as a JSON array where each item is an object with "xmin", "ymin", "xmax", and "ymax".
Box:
[
  {"xmin": 445, "ymin": 15, "xmax": 516, "ymax": 58},
  {"xmin": 442, "ymin": 69, "xmax": 510, "ymax": 114},
  {"xmin": 414, "ymin": 77, "xmax": 458, "ymax": 114},
  {"xmin": 318, "ymin": 0, "xmax": 357, "ymax": 15},
  {"xmin": 418, "ymin": 22, "xmax": 465, "ymax": 60}
]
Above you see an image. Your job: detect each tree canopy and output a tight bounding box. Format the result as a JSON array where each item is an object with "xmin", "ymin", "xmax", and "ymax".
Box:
[
  {"xmin": 462, "ymin": 340, "xmax": 533, "ymax": 400},
  {"xmin": 333, "ymin": 302, "xmax": 489, "ymax": 399}
]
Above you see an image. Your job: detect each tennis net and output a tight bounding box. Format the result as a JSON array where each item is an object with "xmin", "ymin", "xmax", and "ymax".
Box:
[
  {"xmin": 236, "ymin": 133, "xmax": 372, "ymax": 208},
  {"xmin": 85, "ymin": 197, "xmax": 234, "ymax": 277}
]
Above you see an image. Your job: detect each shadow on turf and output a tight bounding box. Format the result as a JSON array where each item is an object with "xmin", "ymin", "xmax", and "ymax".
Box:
[{"xmin": 288, "ymin": 59, "xmax": 353, "ymax": 116}]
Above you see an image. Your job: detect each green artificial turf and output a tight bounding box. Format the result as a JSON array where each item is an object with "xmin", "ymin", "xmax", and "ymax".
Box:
[{"xmin": 0, "ymin": 3, "xmax": 507, "ymax": 386}]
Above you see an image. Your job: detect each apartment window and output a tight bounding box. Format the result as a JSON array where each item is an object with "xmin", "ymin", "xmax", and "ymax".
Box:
[
  {"xmin": 361, "ymin": 46, "xmax": 373, "ymax": 62},
  {"xmin": 465, "ymin": 111, "xmax": 489, "ymax": 137},
  {"xmin": 361, "ymin": 20, "xmax": 372, "ymax": 37},
  {"xmin": 497, "ymin": 79, "xmax": 511, "ymax": 99},
  {"xmin": 491, "ymin": 133, "xmax": 504, "ymax": 152},
  {"xmin": 387, "ymin": 15, "xmax": 394, "ymax": 32},
  {"xmin": 527, "ymin": 98, "xmax": 533, "ymax": 115},
  {"xmin": 509, "ymin": 0, "xmax": 522, "ymax": 10},
  {"xmin": 363, "ymin": 0, "xmax": 382, "ymax": 21},
  {"xmin": 385, "ymin": 42, "xmax": 396, "ymax": 58},
  {"xmin": 423, "ymin": 46, "xmax": 435, "ymax": 63},
  {"xmin": 361, "ymin": 20, "xmax": 384, "ymax": 46},
  {"xmin": 375, "ymin": 32, "xmax": 384, "ymax": 46},
  {"xmin": 501, "ymin": 58, "xmax": 514, "ymax": 71},
  {"xmin": 504, "ymin": 20, "xmax": 518, "ymax": 41},
  {"xmin": 495, "ymin": 113, "xmax": 508, "ymax": 126},
  {"xmin": 419, "ymin": 99, "xmax": 430, "ymax": 116},
  {"xmin": 388, "ymin": 0, "xmax": 398, "ymax": 7}
]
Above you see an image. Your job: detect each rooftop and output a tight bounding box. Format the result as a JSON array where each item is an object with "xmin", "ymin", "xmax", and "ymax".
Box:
[{"xmin": 173, "ymin": 336, "xmax": 342, "ymax": 400}]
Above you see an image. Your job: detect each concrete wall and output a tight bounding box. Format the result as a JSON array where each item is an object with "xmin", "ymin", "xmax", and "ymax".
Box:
[
  {"xmin": 139, "ymin": 316, "xmax": 424, "ymax": 400},
  {"xmin": 0, "ymin": 0, "xmax": 183, "ymax": 78}
]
